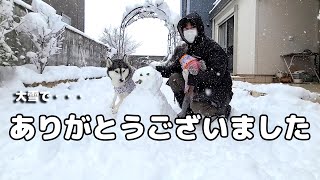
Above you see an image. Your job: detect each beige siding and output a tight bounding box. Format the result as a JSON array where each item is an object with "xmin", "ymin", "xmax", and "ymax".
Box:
[
  {"xmin": 212, "ymin": 0, "xmax": 257, "ymax": 75},
  {"xmin": 256, "ymin": 0, "xmax": 320, "ymax": 75}
]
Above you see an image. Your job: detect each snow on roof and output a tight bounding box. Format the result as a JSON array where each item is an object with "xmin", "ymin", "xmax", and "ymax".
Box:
[
  {"xmin": 65, "ymin": 25, "xmax": 116, "ymax": 58},
  {"xmin": 32, "ymin": 0, "xmax": 56, "ymax": 17},
  {"xmin": 14, "ymin": 0, "xmax": 32, "ymax": 10},
  {"xmin": 209, "ymin": 0, "xmax": 222, "ymax": 14},
  {"xmin": 65, "ymin": 25, "xmax": 108, "ymax": 47}
]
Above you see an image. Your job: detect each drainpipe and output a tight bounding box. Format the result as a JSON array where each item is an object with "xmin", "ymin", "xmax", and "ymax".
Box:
[
  {"xmin": 254, "ymin": 0, "xmax": 260, "ymax": 75},
  {"xmin": 318, "ymin": 1, "xmax": 320, "ymax": 54}
]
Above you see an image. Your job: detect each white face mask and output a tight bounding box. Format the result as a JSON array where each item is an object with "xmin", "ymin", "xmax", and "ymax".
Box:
[{"xmin": 183, "ymin": 29, "xmax": 198, "ymax": 43}]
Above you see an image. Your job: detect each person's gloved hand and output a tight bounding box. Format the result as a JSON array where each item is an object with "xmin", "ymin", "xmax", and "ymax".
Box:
[
  {"xmin": 189, "ymin": 66, "xmax": 199, "ymax": 75},
  {"xmin": 187, "ymin": 60, "xmax": 206, "ymax": 75},
  {"xmin": 199, "ymin": 60, "xmax": 207, "ymax": 71}
]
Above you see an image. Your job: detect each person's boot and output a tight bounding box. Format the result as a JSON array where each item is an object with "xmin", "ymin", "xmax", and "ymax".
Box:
[
  {"xmin": 210, "ymin": 115, "xmax": 219, "ymax": 123},
  {"xmin": 186, "ymin": 107, "xmax": 194, "ymax": 115},
  {"xmin": 174, "ymin": 91, "xmax": 185, "ymax": 108},
  {"xmin": 212, "ymin": 105, "xmax": 231, "ymax": 123},
  {"xmin": 225, "ymin": 105, "xmax": 231, "ymax": 118}
]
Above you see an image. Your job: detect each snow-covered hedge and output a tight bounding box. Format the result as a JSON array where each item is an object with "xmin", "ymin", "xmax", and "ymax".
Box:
[{"xmin": 0, "ymin": 64, "xmax": 107, "ymax": 86}]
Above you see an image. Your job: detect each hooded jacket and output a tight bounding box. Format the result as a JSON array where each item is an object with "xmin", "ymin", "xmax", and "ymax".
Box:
[{"xmin": 156, "ymin": 12, "xmax": 233, "ymax": 107}]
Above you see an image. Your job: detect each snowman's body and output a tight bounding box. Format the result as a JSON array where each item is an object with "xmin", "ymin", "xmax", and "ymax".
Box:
[{"xmin": 116, "ymin": 66, "xmax": 176, "ymax": 123}]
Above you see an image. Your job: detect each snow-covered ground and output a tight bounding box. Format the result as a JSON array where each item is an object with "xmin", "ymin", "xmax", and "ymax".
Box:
[
  {"xmin": 0, "ymin": 65, "xmax": 320, "ymax": 180},
  {"xmin": 0, "ymin": 65, "xmax": 107, "ymax": 85}
]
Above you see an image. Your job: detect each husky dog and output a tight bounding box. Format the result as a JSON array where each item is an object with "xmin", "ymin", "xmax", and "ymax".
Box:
[
  {"xmin": 173, "ymin": 44, "xmax": 207, "ymax": 117},
  {"xmin": 106, "ymin": 55, "xmax": 136, "ymax": 114}
]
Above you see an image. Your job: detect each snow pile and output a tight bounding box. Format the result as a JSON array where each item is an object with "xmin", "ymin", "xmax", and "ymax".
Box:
[
  {"xmin": 233, "ymin": 81, "xmax": 320, "ymax": 103},
  {"xmin": 31, "ymin": 0, "xmax": 56, "ymax": 18},
  {"xmin": 231, "ymin": 81, "xmax": 320, "ymax": 133},
  {"xmin": 80, "ymin": 67, "xmax": 108, "ymax": 79},
  {"xmin": 0, "ymin": 65, "xmax": 107, "ymax": 85},
  {"xmin": 116, "ymin": 66, "xmax": 176, "ymax": 122},
  {"xmin": 0, "ymin": 66, "xmax": 320, "ymax": 179}
]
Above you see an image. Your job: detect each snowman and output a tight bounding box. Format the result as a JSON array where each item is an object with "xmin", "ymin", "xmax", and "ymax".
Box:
[{"xmin": 116, "ymin": 66, "xmax": 177, "ymax": 123}]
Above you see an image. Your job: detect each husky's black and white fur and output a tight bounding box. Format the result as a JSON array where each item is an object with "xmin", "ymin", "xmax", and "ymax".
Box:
[{"xmin": 106, "ymin": 55, "xmax": 136, "ymax": 114}]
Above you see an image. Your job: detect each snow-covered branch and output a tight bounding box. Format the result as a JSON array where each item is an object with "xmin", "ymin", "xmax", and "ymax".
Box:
[
  {"xmin": 16, "ymin": 0, "xmax": 66, "ymax": 74},
  {"xmin": 0, "ymin": 0, "xmax": 20, "ymax": 66},
  {"xmin": 122, "ymin": 0, "xmax": 179, "ymax": 31},
  {"xmin": 99, "ymin": 26, "xmax": 142, "ymax": 56}
]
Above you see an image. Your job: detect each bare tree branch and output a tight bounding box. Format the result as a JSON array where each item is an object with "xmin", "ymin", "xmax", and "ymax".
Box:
[{"xmin": 99, "ymin": 26, "xmax": 141, "ymax": 55}]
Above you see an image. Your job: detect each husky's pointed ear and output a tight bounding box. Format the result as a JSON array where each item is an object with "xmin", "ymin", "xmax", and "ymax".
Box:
[
  {"xmin": 123, "ymin": 54, "xmax": 130, "ymax": 64},
  {"xmin": 105, "ymin": 57, "xmax": 112, "ymax": 68}
]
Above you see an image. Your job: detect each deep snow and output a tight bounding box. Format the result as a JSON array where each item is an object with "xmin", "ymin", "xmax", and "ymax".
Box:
[{"xmin": 0, "ymin": 65, "xmax": 320, "ymax": 180}]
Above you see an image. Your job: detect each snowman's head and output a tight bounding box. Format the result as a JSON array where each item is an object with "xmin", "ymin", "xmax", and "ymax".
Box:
[{"xmin": 132, "ymin": 66, "xmax": 163, "ymax": 92}]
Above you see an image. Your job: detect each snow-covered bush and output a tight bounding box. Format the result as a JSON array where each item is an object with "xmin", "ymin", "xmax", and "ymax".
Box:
[
  {"xmin": 0, "ymin": 0, "xmax": 20, "ymax": 66},
  {"xmin": 16, "ymin": 0, "xmax": 66, "ymax": 74}
]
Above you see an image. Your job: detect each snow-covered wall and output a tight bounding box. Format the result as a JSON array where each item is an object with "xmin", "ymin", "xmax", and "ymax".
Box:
[
  {"xmin": 50, "ymin": 27, "xmax": 110, "ymax": 67},
  {"xmin": 7, "ymin": 2, "xmax": 110, "ymax": 67}
]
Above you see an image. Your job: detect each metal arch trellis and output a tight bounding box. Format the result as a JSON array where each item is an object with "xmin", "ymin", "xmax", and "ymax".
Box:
[{"xmin": 117, "ymin": 3, "xmax": 178, "ymax": 58}]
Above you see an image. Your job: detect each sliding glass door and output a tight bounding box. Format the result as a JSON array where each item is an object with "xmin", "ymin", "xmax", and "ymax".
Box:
[{"xmin": 219, "ymin": 16, "xmax": 234, "ymax": 73}]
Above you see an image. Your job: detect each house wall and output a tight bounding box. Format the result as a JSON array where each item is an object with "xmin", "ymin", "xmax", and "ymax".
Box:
[
  {"xmin": 256, "ymin": 0, "xmax": 320, "ymax": 75},
  {"xmin": 212, "ymin": 0, "xmax": 257, "ymax": 75},
  {"xmin": 181, "ymin": 0, "xmax": 186, "ymax": 17},
  {"xmin": 181, "ymin": 0, "xmax": 213, "ymax": 37},
  {"xmin": 190, "ymin": 0, "xmax": 213, "ymax": 37}
]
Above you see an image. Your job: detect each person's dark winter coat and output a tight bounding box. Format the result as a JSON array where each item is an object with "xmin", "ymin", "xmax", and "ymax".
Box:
[{"xmin": 156, "ymin": 12, "xmax": 233, "ymax": 108}]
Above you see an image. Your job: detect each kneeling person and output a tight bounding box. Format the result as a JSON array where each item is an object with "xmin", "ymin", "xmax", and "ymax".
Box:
[{"xmin": 154, "ymin": 12, "xmax": 233, "ymax": 119}]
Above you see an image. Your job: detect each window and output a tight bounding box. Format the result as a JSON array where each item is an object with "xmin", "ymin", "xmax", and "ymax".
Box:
[
  {"xmin": 61, "ymin": 13, "xmax": 71, "ymax": 26},
  {"xmin": 219, "ymin": 16, "xmax": 234, "ymax": 73}
]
